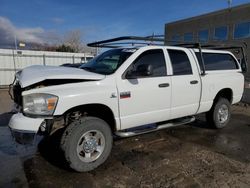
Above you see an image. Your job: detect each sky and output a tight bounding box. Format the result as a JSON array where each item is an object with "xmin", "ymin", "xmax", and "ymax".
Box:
[{"xmin": 0, "ymin": 0, "xmax": 250, "ymax": 47}]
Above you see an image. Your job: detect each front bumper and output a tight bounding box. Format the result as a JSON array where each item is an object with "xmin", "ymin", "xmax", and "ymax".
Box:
[{"xmin": 9, "ymin": 113, "xmax": 45, "ymax": 144}]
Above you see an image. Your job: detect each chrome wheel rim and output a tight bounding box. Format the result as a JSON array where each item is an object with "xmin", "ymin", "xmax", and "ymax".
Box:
[
  {"xmin": 217, "ymin": 104, "xmax": 229, "ymax": 124},
  {"xmin": 77, "ymin": 130, "xmax": 105, "ymax": 163}
]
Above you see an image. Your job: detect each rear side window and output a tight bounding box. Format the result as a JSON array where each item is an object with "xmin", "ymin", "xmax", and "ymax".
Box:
[
  {"xmin": 168, "ymin": 49, "xmax": 192, "ymax": 75},
  {"xmin": 195, "ymin": 53, "xmax": 239, "ymax": 71}
]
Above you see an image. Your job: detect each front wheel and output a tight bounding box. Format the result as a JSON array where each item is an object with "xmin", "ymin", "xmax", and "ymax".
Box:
[
  {"xmin": 206, "ymin": 98, "xmax": 231, "ymax": 129},
  {"xmin": 61, "ymin": 117, "xmax": 113, "ymax": 172}
]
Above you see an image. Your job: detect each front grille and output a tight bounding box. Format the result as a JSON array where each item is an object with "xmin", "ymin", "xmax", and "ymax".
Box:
[{"xmin": 13, "ymin": 83, "xmax": 22, "ymax": 106}]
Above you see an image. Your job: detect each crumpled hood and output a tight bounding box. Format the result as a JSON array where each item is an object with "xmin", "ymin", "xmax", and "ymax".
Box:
[{"xmin": 16, "ymin": 65, "xmax": 105, "ymax": 88}]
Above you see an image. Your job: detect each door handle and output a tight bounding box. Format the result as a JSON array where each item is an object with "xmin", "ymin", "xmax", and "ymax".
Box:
[
  {"xmin": 158, "ymin": 83, "xmax": 170, "ymax": 88},
  {"xmin": 190, "ymin": 80, "xmax": 198, "ymax": 84}
]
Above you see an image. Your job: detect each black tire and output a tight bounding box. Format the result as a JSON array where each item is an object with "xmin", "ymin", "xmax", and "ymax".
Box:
[
  {"xmin": 206, "ymin": 98, "xmax": 231, "ymax": 129},
  {"xmin": 61, "ymin": 116, "xmax": 113, "ymax": 172}
]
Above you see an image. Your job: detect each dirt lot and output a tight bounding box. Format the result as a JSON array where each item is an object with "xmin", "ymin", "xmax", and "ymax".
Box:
[{"xmin": 0, "ymin": 89, "xmax": 250, "ymax": 188}]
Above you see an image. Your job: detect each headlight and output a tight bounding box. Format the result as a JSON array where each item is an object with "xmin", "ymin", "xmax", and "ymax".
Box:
[{"xmin": 23, "ymin": 93, "xmax": 58, "ymax": 116}]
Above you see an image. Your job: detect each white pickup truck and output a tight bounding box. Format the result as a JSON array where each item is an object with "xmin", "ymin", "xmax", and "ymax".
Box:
[{"xmin": 9, "ymin": 40, "xmax": 245, "ymax": 172}]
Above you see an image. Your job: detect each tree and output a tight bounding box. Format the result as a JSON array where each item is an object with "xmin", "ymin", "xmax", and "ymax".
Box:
[
  {"xmin": 56, "ymin": 44, "xmax": 75, "ymax": 52},
  {"xmin": 63, "ymin": 29, "xmax": 82, "ymax": 52},
  {"xmin": 28, "ymin": 29, "xmax": 96, "ymax": 54}
]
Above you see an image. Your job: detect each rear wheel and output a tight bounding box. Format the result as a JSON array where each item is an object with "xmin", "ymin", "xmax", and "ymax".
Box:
[
  {"xmin": 206, "ymin": 98, "xmax": 231, "ymax": 129},
  {"xmin": 61, "ymin": 116, "xmax": 113, "ymax": 172}
]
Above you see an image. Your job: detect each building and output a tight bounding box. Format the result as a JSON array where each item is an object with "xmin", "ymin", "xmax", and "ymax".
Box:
[{"xmin": 165, "ymin": 3, "xmax": 250, "ymax": 81}]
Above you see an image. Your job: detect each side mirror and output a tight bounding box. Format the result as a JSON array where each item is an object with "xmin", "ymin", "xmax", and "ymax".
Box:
[
  {"xmin": 126, "ymin": 64, "xmax": 153, "ymax": 79},
  {"xmin": 136, "ymin": 64, "xmax": 153, "ymax": 76}
]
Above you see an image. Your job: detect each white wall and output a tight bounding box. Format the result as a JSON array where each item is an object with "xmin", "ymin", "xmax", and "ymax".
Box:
[{"xmin": 0, "ymin": 49, "xmax": 94, "ymax": 86}]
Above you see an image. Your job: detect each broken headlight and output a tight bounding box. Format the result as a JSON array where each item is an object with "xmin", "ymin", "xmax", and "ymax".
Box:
[{"xmin": 23, "ymin": 93, "xmax": 58, "ymax": 116}]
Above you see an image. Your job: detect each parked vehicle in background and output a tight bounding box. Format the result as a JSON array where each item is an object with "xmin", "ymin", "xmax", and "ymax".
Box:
[
  {"xmin": 61, "ymin": 63, "xmax": 84, "ymax": 68},
  {"xmin": 61, "ymin": 56, "xmax": 95, "ymax": 68},
  {"xmin": 8, "ymin": 36, "xmax": 246, "ymax": 172}
]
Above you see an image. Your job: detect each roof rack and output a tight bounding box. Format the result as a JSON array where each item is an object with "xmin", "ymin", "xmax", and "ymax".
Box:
[
  {"xmin": 170, "ymin": 41, "xmax": 248, "ymax": 75},
  {"xmin": 173, "ymin": 41, "xmax": 247, "ymax": 50},
  {"xmin": 87, "ymin": 35, "xmax": 165, "ymax": 48},
  {"xmin": 88, "ymin": 35, "xmax": 247, "ymax": 50},
  {"xmin": 87, "ymin": 36, "xmax": 248, "ymax": 74}
]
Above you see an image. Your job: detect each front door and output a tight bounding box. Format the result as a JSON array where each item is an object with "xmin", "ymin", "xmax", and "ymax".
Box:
[{"xmin": 117, "ymin": 49, "xmax": 172, "ymax": 129}]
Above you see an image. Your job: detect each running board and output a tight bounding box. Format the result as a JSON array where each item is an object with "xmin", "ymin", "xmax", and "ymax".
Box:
[{"xmin": 115, "ymin": 116, "xmax": 195, "ymax": 138}]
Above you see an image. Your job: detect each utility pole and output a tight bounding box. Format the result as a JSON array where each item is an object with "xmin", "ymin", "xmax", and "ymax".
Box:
[
  {"xmin": 228, "ymin": 0, "xmax": 232, "ymax": 8},
  {"xmin": 14, "ymin": 34, "xmax": 18, "ymax": 51}
]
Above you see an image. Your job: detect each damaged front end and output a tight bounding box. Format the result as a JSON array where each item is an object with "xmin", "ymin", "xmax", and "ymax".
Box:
[
  {"xmin": 9, "ymin": 79, "xmax": 57, "ymax": 144},
  {"xmin": 8, "ymin": 65, "xmax": 105, "ymax": 144},
  {"xmin": 9, "ymin": 80, "xmax": 70, "ymax": 144}
]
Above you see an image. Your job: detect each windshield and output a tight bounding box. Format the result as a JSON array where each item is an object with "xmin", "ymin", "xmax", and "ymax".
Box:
[{"xmin": 80, "ymin": 48, "xmax": 136, "ymax": 75}]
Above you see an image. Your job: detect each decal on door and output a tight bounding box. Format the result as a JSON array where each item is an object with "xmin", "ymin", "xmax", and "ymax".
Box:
[{"xmin": 120, "ymin": 91, "xmax": 131, "ymax": 99}]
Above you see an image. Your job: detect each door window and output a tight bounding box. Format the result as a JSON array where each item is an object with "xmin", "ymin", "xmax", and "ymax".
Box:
[
  {"xmin": 125, "ymin": 49, "xmax": 167, "ymax": 78},
  {"xmin": 168, "ymin": 49, "xmax": 193, "ymax": 75}
]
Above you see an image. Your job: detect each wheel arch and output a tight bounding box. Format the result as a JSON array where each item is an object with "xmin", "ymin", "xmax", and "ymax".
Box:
[
  {"xmin": 62, "ymin": 103, "xmax": 117, "ymax": 132},
  {"xmin": 213, "ymin": 88, "xmax": 233, "ymax": 104}
]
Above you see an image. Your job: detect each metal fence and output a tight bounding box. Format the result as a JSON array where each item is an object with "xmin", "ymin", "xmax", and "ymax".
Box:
[{"xmin": 0, "ymin": 48, "xmax": 94, "ymax": 87}]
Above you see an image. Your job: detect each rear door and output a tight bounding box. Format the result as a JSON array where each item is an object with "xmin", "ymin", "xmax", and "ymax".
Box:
[{"xmin": 166, "ymin": 48, "xmax": 201, "ymax": 119}]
